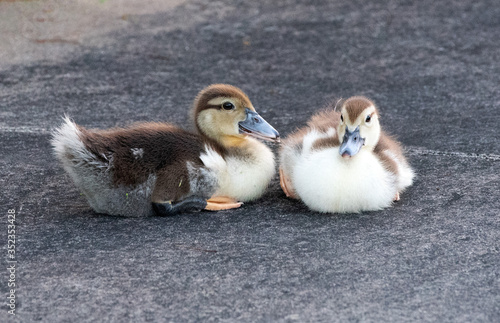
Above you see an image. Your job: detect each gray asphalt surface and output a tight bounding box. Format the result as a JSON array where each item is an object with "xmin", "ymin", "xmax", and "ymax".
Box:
[{"xmin": 1, "ymin": 0, "xmax": 500, "ymax": 322}]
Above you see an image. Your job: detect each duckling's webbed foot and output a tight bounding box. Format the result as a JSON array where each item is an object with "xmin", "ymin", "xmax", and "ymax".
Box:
[
  {"xmin": 152, "ymin": 197, "xmax": 208, "ymax": 216},
  {"xmin": 205, "ymin": 196, "xmax": 243, "ymax": 211},
  {"xmin": 279, "ymin": 167, "xmax": 299, "ymax": 199}
]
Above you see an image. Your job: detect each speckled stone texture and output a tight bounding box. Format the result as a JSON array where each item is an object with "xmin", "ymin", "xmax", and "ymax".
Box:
[{"xmin": 1, "ymin": 0, "xmax": 499, "ymax": 322}]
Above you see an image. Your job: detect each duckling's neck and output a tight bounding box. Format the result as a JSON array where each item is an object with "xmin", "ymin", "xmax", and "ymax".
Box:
[
  {"xmin": 219, "ymin": 135, "xmax": 248, "ymax": 148},
  {"xmin": 199, "ymin": 133, "xmax": 256, "ymax": 158},
  {"xmin": 208, "ymin": 134, "xmax": 268, "ymax": 161}
]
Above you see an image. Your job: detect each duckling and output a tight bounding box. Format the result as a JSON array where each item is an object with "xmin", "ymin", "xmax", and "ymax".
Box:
[
  {"xmin": 279, "ymin": 96, "xmax": 414, "ymax": 213},
  {"xmin": 52, "ymin": 84, "xmax": 279, "ymax": 217}
]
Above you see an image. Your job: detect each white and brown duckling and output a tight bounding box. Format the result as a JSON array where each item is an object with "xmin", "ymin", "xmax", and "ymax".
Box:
[
  {"xmin": 52, "ymin": 84, "xmax": 279, "ymax": 217},
  {"xmin": 279, "ymin": 96, "xmax": 414, "ymax": 213}
]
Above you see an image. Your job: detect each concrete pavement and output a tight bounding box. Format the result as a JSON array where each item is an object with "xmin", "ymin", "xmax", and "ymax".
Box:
[{"xmin": 1, "ymin": 0, "xmax": 499, "ymax": 321}]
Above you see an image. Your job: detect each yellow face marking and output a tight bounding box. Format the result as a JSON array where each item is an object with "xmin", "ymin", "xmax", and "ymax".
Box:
[{"xmin": 197, "ymin": 95, "xmax": 250, "ymax": 143}]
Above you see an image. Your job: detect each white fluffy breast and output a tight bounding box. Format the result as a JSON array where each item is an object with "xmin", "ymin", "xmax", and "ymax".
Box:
[
  {"xmin": 200, "ymin": 139, "xmax": 275, "ymax": 202},
  {"xmin": 292, "ymin": 147, "xmax": 397, "ymax": 213}
]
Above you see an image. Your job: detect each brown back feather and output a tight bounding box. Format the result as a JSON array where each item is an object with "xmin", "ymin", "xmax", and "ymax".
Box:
[
  {"xmin": 282, "ymin": 109, "xmax": 342, "ymax": 153},
  {"xmin": 79, "ymin": 123, "xmax": 206, "ymax": 192},
  {"xmin": 307, "ymin": 109, "xmax": 340, "ymax": 132}
]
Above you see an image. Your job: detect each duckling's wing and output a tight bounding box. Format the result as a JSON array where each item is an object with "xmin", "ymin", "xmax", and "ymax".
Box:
[
  {"xmin": 375, "ymin": 131, "xmax": 415, "ymax": 191},
  {"xmin": 74, "ymin": 122, "xmax": 202, "ymax": 186}
]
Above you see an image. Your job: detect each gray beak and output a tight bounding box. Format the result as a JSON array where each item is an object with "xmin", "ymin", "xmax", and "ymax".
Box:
[
  {"xmin": 239, "ymin": 108, "xmax": 280, "ymax": 142},
  {"xmin": 339, "ymin": 126, "xmax": 365, "ymax": 157}
]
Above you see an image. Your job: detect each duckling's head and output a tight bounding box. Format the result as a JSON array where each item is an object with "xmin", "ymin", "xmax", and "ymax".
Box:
[
  {"xmin": 337, "ymin": 96, "xmax": 381, "ymax": 158},
  {"xmin": 192, "ymin": 84, "xmax": 279, "ymax": 146}
]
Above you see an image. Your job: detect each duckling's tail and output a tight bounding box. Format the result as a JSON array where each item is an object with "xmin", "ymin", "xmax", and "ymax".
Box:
[
  {"xmin": 51, "ymin": 116, "xmax": 109, "ymax": 171},
  {"xmin": 51, "ymin": 117, "xmax": 154, "ymax": 217}
]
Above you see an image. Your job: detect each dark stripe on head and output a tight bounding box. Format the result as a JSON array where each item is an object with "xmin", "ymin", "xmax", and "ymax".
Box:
[
  {"xmin": 343, "ymin": 96, "xmax": 377, "ymax": 122},
  {"xmin": 192, "ymin": 84, "xmax": 251, "ymax": 116}
]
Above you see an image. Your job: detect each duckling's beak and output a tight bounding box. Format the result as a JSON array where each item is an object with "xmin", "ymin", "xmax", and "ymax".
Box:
[
  {"xmin": 239, "ymin": 108, "xmax": 280, "ymax": 142},
  {"xmin": 339, "ymin": 126, "xmax": 365, "ymax": 158}
]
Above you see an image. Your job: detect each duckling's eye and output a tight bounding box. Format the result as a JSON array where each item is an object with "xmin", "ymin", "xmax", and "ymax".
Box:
[
  {"xmin": 222, "ymin": 102, "xmax": 235, "ymax": 110},
  {"xmin": 340, "ymin": 115, "xmax": 344, "ymax": 123},
  {"xmin": 365, "ymin": 115, "xmax": 371, "ymax": 123}
]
